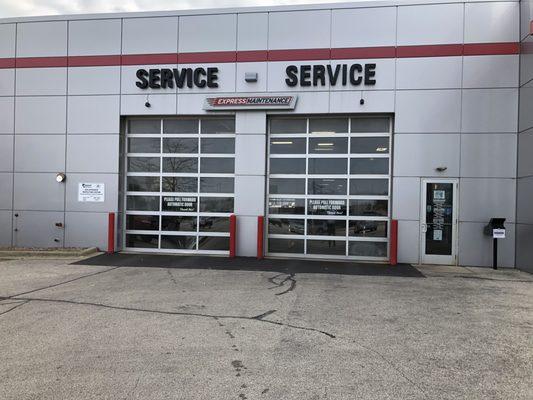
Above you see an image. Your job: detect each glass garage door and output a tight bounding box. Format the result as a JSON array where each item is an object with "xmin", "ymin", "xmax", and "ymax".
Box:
[
  {"xmin": 266, "ymin": 116, "xmax": 391, "ymax": 260},
  {"xmin": 124, "ymin": 117, "xmax": 235, "ymax": 254}
]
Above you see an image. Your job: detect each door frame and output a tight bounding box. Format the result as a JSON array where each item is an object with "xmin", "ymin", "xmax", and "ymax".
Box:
[{"xmin": 419, "ymin": 178, "xmax": 459, "ymax": 265}]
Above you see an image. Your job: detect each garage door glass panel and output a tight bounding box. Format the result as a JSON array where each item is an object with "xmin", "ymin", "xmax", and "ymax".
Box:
[
  {"xmin": 308, "ymin": 178, "xmax": 347, "ymax": 195},
  {"xmin": 269, "ymin": 178, "xmax": 305, "ymax": 194},
  {"xmin": 350, "ymin": 158, "xmax": 389, "ymax": 175},
  {"xmin": 200, "ymin": 158, "xmax": 234, "ymax": 173},
  {"xmin": 201, "ymin": 138, "xmax": 235, "ymax": 154},
  {"xmin": 127, "ymin": 177, "xmax": 160, "ymax": 192},
  {"xmin": 350, "ymin": 179, "xmax": 388, "ymax": 195},
  {"xmin": 267, "ymin": 115, "xmax": 391, "ymax": 260},
  {"xmin": 163, "ymin": 138, "xmax": 198, "ymax": 153},
  {"xmin": 126, "ymin": 215, "xmax": 159, "ymax": 231},
  {"xmin": 128, "ymin": 157, "xmax": 160, "ymax": 172},
  {"xmin": 126, "ymin": 234, "xmax": 158, "ymax": 248},
  {"xmin": 350, "ymin": 117, "xmax": 389, "ymax": 133},
  {"xmin": 268, "ymin": 238, "xmax": 304, "ymax": 253},
  {"xmin": 349, "ymin": 221, "xmax": 387, "ymax": 237},
  {"xmin": 269, "ymin": 118, "xmax": 307, "ymax": 134},
  {"xmin": 270, "ymin": 138, "xmax": 306, "ymax": 154},
  {"xmin": 268, "ymin": 198, "xmax": 305, "ymax": 215},
  {"xmin": 309, "ymin": 118, "xmax": 348, "ymax": 133},
  {"xmin": 162, "ymin": 177, "xmax": 197, "ymax": 193},
  {"xmin": 309, "ymin": 137, "xmax": 348, "ymax": 154},
  {"xmin": 307, "ymin": 220, "xmax": 346, "ymax": 236},
  {"xmin": 270, "ymin": 158, "xmax": 306, "ymax": 174},
  {"xmin": 201, "ymin": 118, "xmax": 235, "ymax": 133},
  {"xmin": 161, "ymin": 216, "xmax": 197, "ymax": 232},
  {"xmin": 162, "ymin": 157, "xmax": 197, "ymax": 173},
  {"xmin": 268, "ymin": 218, "xmax": 305, "ymax": 235},
  {"xmin": 350, "ymin": 137, "xmax": 389, "ymax": 154},
  {"xmin": 126, "ymin": 196, "xmax": 160, "ymax": 211},
  {"xmin": 128, "ymin": 138, "xmax": 160, "ymax": 153},
  {"xmin": 128, "ymin": 119, "xmax": 160, "ymax": 133},
  {"xmin": 163, "ymin": 119, "xmax": 199, "ymax": 134},
  {"xmin": 161, "ymin": 235, "xmax": 196, "ymax": 249},
  {"xmin": 125, "ymin": 117, "xmax": 235, "ymax": 254},
  {"xmin": 308, "ymin": 158, "xmax": 347, "ymax": 175},
  {"xmin": 307, "ymin": 240, "xmax": 346, "ymax": 255}
]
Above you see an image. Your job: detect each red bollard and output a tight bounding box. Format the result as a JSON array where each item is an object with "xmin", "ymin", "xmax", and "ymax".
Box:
[
  {"xmin": 229, "ymin": 214, "xmax": 236, "ymax": 258},
  {"xmin": 390, "ymin": 219, "xmax": 398, "ymax": 266},
  {"xmin": 257, "ymin": 216, "xmax": 264, "ymax": 260},
  {"xmin": 107, "ymin": 212, "xmax": 115, "ymax": 254}
]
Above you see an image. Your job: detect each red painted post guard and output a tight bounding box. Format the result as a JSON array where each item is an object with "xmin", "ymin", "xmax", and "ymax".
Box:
[
  {"xmin": 229, "ymin": 214, "xmax": 236, "ymax": 258},
  {"xmin": 257, "ymin": 216, "xmax": 264, "ymax": 260},
  {"xmin": 107, "ymin": 212, "xmax": 115, "ymax": 254},
  {"xmin": 390, "ymin": 219, "xmax": 398, "ymax": 266}
]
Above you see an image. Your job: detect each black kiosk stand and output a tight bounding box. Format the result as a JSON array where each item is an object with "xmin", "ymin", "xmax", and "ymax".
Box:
[{"xmin": 483, "ymin": 218, "xmax": 506, "ymax": 270}]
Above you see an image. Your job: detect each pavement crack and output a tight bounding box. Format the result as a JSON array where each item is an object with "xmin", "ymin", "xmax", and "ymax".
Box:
[
  {"xmin": 252, "ymin": 310, "xmax": 277, "ymax": 320},
  {"xmin": 12, "ymin": 296, "xmax": 335, "ymax": 339},
  {"xmin": 268, "ymin": 273, "xmax": 296, "ymax": 296},
  {"xmin": 166, "ymin": 269, "xmax": 178, "ymax": 285},
  {"xmin": 0, "ymin": 300, "xmax": 29, "ymax": 317},
  {"xmin": 1, "ymin": 267, "xmax": 120, "ymax": 300},
  {"xmin": 338, "ymin": 336, "xmax": 428, "ymax": 396}
]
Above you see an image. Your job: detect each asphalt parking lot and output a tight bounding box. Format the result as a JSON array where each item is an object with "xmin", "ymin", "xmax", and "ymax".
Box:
[{"xmin": 0, "ymin": 255, "xmax": 532, "ymax": 400}]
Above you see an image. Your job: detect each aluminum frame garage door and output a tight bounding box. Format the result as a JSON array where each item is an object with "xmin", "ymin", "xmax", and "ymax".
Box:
[
  {"xmin": 123, "ymin": 117, "xmax": 235, "ymax": 255},
  {"xmin": 266, "ymin": 115, "xmax": 392, "ymax": 261}
]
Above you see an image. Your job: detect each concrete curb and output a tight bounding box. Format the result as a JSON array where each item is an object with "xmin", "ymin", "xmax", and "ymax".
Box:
[{"xmin": 0, "ymin": 247, "xmax": 99, "ymax": 258}]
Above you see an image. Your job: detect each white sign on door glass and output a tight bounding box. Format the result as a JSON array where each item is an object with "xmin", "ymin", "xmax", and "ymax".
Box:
[{"xmin": 78, "ymin": 183, "xmax": 105, "ymax": 202}]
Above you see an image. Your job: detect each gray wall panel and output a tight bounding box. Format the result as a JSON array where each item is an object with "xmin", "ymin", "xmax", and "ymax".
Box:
[
  {"xmin": 12, "ymin": 210, "xmax": 64, "ymax": 248},
  {"xmin": 0, "ymin": 210, "xmax": 12, "ymax": 246},
  {"xmin": 65, "ymin": 212, "xmax": 108, "ymax": 250},
  {"xmin": 13, "ymin": 173, "xmax": 65, "ymax": 211},
  {"xmin": 66, "ymin": 135, "xmax": 119, "ymax": 173},
  {"xmin": 459, "ymin": 178, "xmax": 516, "ymax": 223},
  {"xmin": 0, "ymin": 173, "xmax": 13, "ymax": 210},
  {"xmin": 0, "ymin": 135, "xmax": 14, "ymax": 171},
  {"xmin": 14, "ymin": 135, "xmax": 66, "ymax": 172}
]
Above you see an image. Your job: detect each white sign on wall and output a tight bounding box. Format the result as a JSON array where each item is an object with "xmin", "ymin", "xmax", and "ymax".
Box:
[{"xmin": 78, "ymin": 183, "xmax": 105, "ymax": 202}]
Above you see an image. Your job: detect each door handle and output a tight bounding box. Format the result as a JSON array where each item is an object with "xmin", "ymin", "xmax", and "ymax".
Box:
[{"xmin": 421, "ymin": 223, "xmax": 427, "ymax": 233}]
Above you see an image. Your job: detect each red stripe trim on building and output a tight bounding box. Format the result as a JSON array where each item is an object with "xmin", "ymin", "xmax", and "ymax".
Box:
[
  {"xmin": 0, "ymin": 42, "xmax": 520, "ymax": 69},
  {"xmin": 331, "ymin": 46, "xmax": 396, "ymax": 59},
  {"xmin": 15, "ymin": 56, "xmax": 68, "ymax": 68},
  {"xmin": 236, "ymin": 50, "xmax": 268, "ymax": 62},
  {"xmin": 268, "ymin": 48, "xmax": 331, "ymax": 61},
  {"xmin": 463, "ymin": 42, "xmax": 520, "ymax": 56},
  {"xmin": 396, "ymin": 44, "xmax": 464, "ymax": 58},
  {"xmin": 121, "ymin": 53, "xmax": 178, "ymax": 65},
  {"xmin": 179, "ymin": 51, "xmax": 236, "ymax": 63},
  {"xmin": 68, "ymin": 55, "xmax": 122, "ymax": 67},
  {"xmin": 0, "ymin": 58, "xmax": 15, "ymax": 68}
]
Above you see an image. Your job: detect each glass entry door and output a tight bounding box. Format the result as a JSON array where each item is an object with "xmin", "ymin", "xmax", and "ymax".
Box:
[{"xmin": 420, "ymin": 179, "xmax": 458, "ymax": 265}]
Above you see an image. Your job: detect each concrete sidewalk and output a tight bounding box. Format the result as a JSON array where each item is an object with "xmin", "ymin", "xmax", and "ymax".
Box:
[{"xmin": 0, "ymin": 256, "xmax": 532, "ymax": 400}]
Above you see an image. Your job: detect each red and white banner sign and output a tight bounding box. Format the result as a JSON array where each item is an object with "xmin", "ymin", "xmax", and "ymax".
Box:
[{"xmin": 204, "ymin": 95, "xmax": 296, "ymax": 110}]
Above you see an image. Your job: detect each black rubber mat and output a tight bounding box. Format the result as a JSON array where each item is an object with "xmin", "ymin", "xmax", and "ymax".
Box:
[{"xmin": 73, "ymin": 253, "xmax": 424, "ymax": 278}]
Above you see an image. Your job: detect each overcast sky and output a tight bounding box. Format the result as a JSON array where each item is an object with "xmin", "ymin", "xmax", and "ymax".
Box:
[{"xmin": 0, "ymin": 0, "xmax": 371, "ymax": 18}]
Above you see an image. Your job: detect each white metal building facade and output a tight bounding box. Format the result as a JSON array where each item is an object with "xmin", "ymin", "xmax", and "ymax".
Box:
[{"xmin": 0, "ymin": 0, "xmax": 532, "ymax": 270}]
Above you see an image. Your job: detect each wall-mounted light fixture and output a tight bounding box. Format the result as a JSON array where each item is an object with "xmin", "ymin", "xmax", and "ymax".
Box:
[
  {"xmin": 245, "ymin": 72, "xmax": 258, "ymax": 82},
  {"xmin": 56, "ymin": 172, "xmax": 66, "ymax": 183},
  {"xmin": 435, "ymin": 166, "xmax": 448, "ymax": 172}
]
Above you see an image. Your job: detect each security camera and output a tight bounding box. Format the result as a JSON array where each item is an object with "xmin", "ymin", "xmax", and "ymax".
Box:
[
  {"xmin": 145, "ymin": 101, "xmax": 151, "ymax": 108},
  {"xmin": 360, "ymin": 98, "xmax": 365, "ymax": 105}
]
